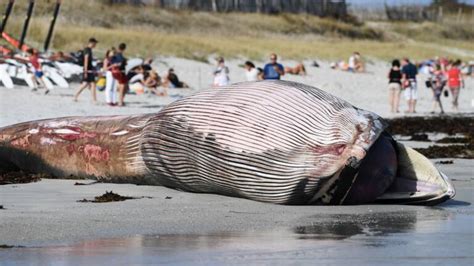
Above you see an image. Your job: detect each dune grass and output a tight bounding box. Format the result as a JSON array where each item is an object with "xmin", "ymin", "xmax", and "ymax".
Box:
[{"xmin": 1, "ymin": 1, "xmax": 473, "ymax": 61}]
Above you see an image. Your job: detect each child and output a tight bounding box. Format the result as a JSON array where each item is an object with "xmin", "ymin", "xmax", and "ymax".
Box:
[{"xmin": 27, "ymin": 48, "xmax": 49, "ymax": 94}]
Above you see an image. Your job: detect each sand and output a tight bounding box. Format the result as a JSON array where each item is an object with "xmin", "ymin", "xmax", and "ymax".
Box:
[
  {"xmin": 1, "ymin": 57, "xmax": 473, "ymax": 127},
  {"xmin": 0, "ymin": 58, "xmax": 473, "ymax": 264}
]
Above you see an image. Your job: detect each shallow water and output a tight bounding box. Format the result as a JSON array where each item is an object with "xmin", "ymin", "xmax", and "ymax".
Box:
[{"xmin": 2, "ymin": 208, "xmax": 472, "ymax": 265}]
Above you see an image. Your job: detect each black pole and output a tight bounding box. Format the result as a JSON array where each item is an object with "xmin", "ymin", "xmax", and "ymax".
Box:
[
  {"xmin": 44, "ymin": 0, "xmax": 61, "ymax": 52},
  {"xmin": 0, "ymin": 0, "xmax": 15, "ymax": 35},
  {"xmin": 18, "ymin": 0, "xmax": 35, "ymax": 50}
]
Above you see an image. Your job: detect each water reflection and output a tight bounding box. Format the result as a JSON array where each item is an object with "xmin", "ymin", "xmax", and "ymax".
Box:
[
  {"xmin": 2, "ymin": 209, "xmax": 462, "ymax": 265},
  {"xmin": 294, "ymin": 212, "xmax": 419, "ymax": 240}
]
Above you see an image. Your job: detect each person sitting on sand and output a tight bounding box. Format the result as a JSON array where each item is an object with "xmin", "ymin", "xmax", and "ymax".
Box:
[
  {"xmin": 244, "ymin": 61, "xmax": 259, "ymax": 82},
  {"xmin": 348, "ymin": 52, "xmax": 364, "ymax": 73},
  {"xmin": 284, "ymin": 63, "xmax": 306, "ymax": 76},
  {"xmin": 145, "ymin": 71, "xmax": 167, "ymax": 96},
  {"xmin": 162, "ymin": 68, "xmax": 189, "ymax": 88},
  {"xmin": 263, "ymin": 53, "xmax": 284, "ymax": 80},
  {"xmin": 388, "ymin": 59, "xmax": 402, "ymax": 113}
]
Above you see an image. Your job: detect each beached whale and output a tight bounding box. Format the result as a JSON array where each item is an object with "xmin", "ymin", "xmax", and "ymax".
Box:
[{"xmin": 0, "ymin": 81, "xmax": 455, "ymax": 205}]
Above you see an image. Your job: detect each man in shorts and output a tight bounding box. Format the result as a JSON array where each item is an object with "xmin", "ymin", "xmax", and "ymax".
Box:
[
  {"xmin": 111, "ymin": 43, "xmax": 128, "ymax": 106},
  {"xmin": 73, "ymin": 37, "xmax": 98, "ymax": 103},
  {"xmin": 401, "ymin": 58, "xmax": 418, "ymax": 113}
]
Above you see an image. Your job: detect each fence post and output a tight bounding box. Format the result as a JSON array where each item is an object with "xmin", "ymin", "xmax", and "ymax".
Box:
[
  {"xmin": 438, "ymin": 6, "xmax": 443, "ymax": 23},
  {"xmin": 211, "ymin": 0, "xmax": 217, "ymax": 12},
  {"xmin": 457, "ymin": 8, "xmax": 462, "ymax": 23}
]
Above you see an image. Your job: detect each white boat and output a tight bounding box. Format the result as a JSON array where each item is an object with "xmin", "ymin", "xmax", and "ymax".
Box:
[{"xmin": 0, "ymin": 63, "xmax": 14, "ymax": 89}]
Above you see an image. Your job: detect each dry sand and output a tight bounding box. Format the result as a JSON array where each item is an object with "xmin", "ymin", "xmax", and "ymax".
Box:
[{"xmin": 1, "ymin": 57, "xmax": 473, "ymax": 127}]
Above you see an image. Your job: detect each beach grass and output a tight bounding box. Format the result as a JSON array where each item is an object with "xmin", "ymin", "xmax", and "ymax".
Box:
[{"xmin": 1, "ymin": 1, "xmax": 473, "ymax": 61}]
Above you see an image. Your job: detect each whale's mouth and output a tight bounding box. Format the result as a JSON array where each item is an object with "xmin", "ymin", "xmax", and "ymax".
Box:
[
  {"xmin": 341, "ymin": 133, "xmax": 455, "ymax": 205},
  {"xmin": 374, "ymin": 142, "xmax": 455, "ymax": 205}
]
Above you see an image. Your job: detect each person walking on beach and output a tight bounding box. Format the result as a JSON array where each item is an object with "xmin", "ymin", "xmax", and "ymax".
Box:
[
  {"xmin": 263, "ymin": 53, "xmax": 284, "ymax": 80},
  {"xmin": 103, "ymin": 49, "xmax": 117, "ymax": 106},
  {"xmin": 213, "ymin": 57, "xmax": 230, "ymax": 87},
  {"xmin": 446, "ymin": 60, "xmax": 464, "ymax": 112},
  {"xmin": 428, "ymin": 64, "xmax": 446, "ymax": 114},
  {"xmin": 111, "ymin": 43, "xmax": 128, "ymax": 106},
  {"xmin": 73, "ymin": 38, "xmax": 98, "ymax": 103},
  {"xmin": 401, "ymin": 58, "xmax": 418, "ymax": 113},
  {"xmin": 388, "ymin": 59, "xmax": 402, "ymax": 113},
  {"xmin": 26, "ymin": 48, "xmax": 49, "ymax": 94}
]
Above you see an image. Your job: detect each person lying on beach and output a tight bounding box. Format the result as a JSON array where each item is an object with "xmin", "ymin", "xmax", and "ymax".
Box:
[
  {"xmin": 48, "ymin": 51, "xmax": 74, "ymax": 63},
  {"xmin": 284, "ymin": 63, "xmax": 306, "ymax": 76},
  {"xmin": 162, "ymin": 68, "xmax": 189, "ymax": 88}
]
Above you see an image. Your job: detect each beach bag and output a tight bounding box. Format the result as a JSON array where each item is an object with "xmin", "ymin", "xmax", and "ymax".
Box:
[{"xmin": 96, "ymin": 77, "xmax": 106, "ymax": 91}]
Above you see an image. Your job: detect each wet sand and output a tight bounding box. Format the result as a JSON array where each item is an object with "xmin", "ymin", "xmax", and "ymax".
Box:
[{"xmin": 0, "ymin": 157, "xmax": 472, "ymax": 265}]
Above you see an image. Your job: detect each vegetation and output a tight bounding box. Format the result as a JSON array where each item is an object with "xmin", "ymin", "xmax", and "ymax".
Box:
[{"xmin": 1, "ymin": 0, "xmax": 472, "ymax": 61}]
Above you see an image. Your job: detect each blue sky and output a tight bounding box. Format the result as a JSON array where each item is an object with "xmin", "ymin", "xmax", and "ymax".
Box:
[{"xmin": 347, "ymin": 0, "xmax": 474, "ymax": 8}]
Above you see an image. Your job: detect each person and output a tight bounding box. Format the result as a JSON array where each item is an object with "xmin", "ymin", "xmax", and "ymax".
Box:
[
  {"xmin": 244, "ymin": 61, "xmax": 259, "ymax": 81},
  {"xmin": 73, "ymin": 38, "xmax": 98, "ymax": 103},
  {"xmin": 446, "ymin": 60, "xmax": 464, "ymax": 112},
  {"xmin": 128, "ymin": 65, "xmax": 146, "ymax": 95},
  {"xmin": 284, "ymin": 63, "xmax": 306, "ymax": 76},
  {"xmin": 142, "ymin": 58, "xmax": 153, "ymax": 80},
  {"xmin": 257, "ymin": 67, "xmax": 264, "ymax": 80},
  {"xmin": 111, "ymin": 43, "xmax": 128, "ymax": 106},
  {"xmin": 388, "ymin": 59, "xmax": 402, "ymax": 113},
  {"xmin": 102, "ymin": 49, "xmax": 117, "ymax": 106},
  {"xmin": 401, "ymin": 58, "xmax": 418, "ymax": 113},
  {"xmin": 213, "ymin": 57, "xmax": 230, "ymax": 87},
  {"xmin": 428, "ymin": 64, "xmax": 446, "ymax": 114},
  {"xmin": 263, "ymin": 53, "xmax": 284, "ymax": 80},
  {"xmin": 25, "ymin": 48, "xmax": 49, "ymax": 94},
  {"xmin": 163, "ymin": 68, "xmax": 189, "ymax": 88},
  {"xmin": 348, "ymin": 52, "xmax": 364, "ymax": 73},
  {"xmin": 145, "ymin": 71, "xmax": 167, "ymax": 96}
]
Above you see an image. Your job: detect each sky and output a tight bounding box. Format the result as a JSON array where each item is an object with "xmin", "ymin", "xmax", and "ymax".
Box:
[{"xmin": 346, "ymin": 0, "xmax": 474, "ymax": 8}]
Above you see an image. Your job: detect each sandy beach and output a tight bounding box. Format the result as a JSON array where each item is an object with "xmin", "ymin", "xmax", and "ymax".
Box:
[
  {"xmin": 1, "ymin": 58, "xmax": 473, "ymax": 127},
  {"xmin": 1, "ymin": 58, "xmax": 473, "ymax": 265}
]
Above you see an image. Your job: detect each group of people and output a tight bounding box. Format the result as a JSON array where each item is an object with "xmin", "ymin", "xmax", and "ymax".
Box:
[
  {"xmin": 212, "ymin": 53, "xmax": 306, "ymax": 87},
  {"xmin": 387, "ymin": 57, "xmax": 464, "ymax": 114},
  {"xmin": 73, "ymin": 37, "xmax": 189, "ymax": 107},
  {"xmin": 330, "ymin": 51, "xmax": 365, "ymax": 73}
]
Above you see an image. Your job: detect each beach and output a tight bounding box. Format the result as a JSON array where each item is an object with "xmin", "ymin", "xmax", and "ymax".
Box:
[{"xmin": 1, "ymin": 58, "xmax": 473, "ymax": 265}]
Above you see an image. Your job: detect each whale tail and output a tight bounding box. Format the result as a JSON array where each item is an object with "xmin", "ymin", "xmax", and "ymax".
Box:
[{"xmin": 0, "ymin": 115, "xmax": 154, "ymax": 182}]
